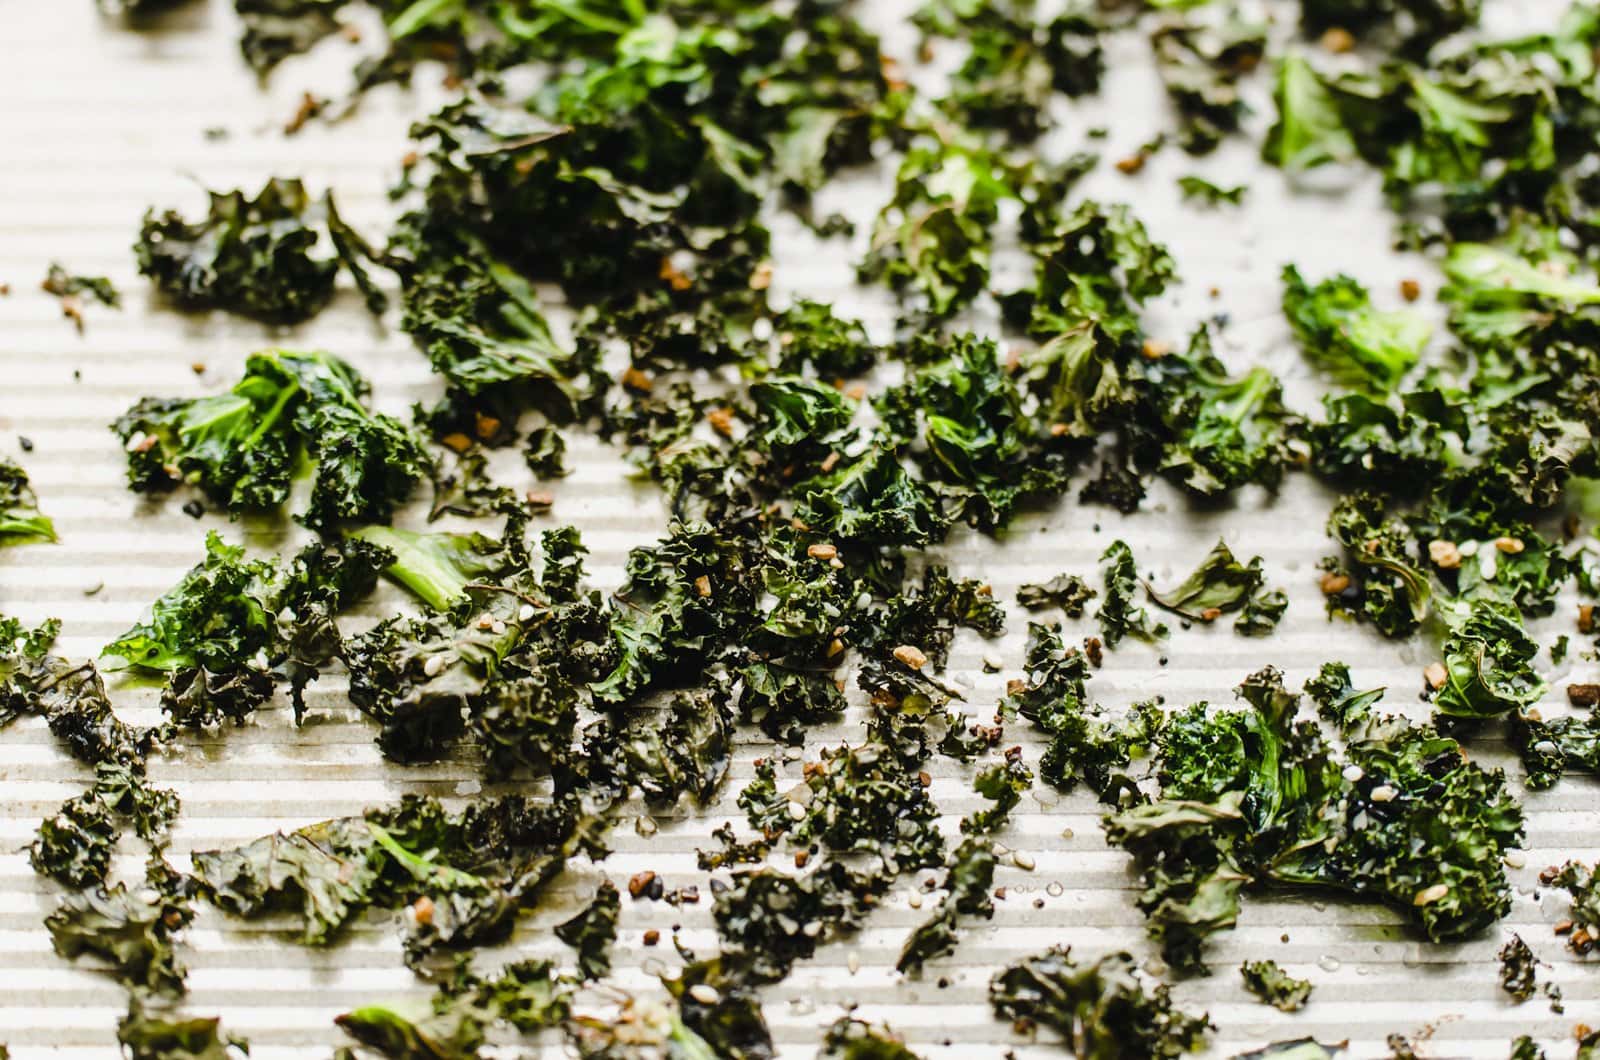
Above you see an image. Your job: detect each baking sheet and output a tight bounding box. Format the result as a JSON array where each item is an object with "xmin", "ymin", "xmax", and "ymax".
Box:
[{"xmin": 0, "ymin": 0, "xmax": 1592, "ymax": 1055}]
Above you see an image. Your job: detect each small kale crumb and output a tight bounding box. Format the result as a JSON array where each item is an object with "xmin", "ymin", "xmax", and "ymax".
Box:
[
  {"xmin": 1498, "ymin": 934, "xmax": 1537, "ymax": 1002},
  {"xmin": 1551, "ymin": 634, "xmax": 1570, "ymax": 664},
  {"xmin": 1510, "ymin": 1036, "xmax": 1547, "ymax": 1060},
  {"xmin": 821, "ymin": 1016, "xmax": 920, "ymax": 1059},
  {"xmin": 1177, "ymin": 176, "xmax": 1246, "ymax": 206},
  {"xmin": 1017, "ymin": 573, "xmax": 1096, "ymax": 617},
  {"xmin": 1240, "ymin": 959, "xmax": 1312, "ymax": 1012},
  {"xmin": 524, "ymin": 426, "xmax": 569, "ymax": 479},
  {"xmin": 42, "ymin": 263, "xmax": 121, "ymax": 308},
  {"xmin": 555, "ymin": 879, "xmax": 620, "ymax": 981},
  {"xmin": 42, "ymin": 263, "xmax": 121, "ymax": 334}
]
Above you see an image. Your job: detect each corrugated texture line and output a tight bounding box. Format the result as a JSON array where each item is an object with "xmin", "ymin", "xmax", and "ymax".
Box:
[{"xmin": 0, "ymin": 0, "xmax": 1592, "ymax": 1057}]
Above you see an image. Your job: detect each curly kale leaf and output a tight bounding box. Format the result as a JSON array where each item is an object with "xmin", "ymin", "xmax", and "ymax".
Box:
[
  {"xmin": 1150, "ymin": 15, "xmax": 1266, "ymax": 155},
  {"xmin": 1304, "ymin": 661, "xmax": 1384, "ymax": 733},
  {"xmin": 796, "ymin": 446, "xmax": 949, "ymax": 548},
  {"xmin": 47, "ymin": 864, "xmax": 193, "ymax": 997},
  {"xmin": 1240, "ymin": 959, "xmax": 1313, "ymax": 1012},
  {"xmin": 1431, "ymin": 601, "xmax": 1545, "ymax": 720},
  {"xmin": 113, "ymin": 349, "xmax": 428, "ymax": 529},
  {"xmin": 1012, "ymin": 199, "xmax": 1176, "ymax": 340},
  {"xmin": 1148, "ymin": 540, "xmax": 1285, "ymax": 635},
  {"xmin": 396, "ymin": 230, "xmax": 598, "ymax": 422},
  {"xmin": 1152, "ymin": 330, "xmax": 1302, "ymax": 497},
  {"xmin": 0, "ymin": 457, "xmax": 56, "ymax": 546},
  {"xmin": 860, "ymin": 138, "xmax": 1031, "ymax": 319},
  {"xmin": 1017, "ymin": 573, "xmax": 1097, "ymax": 617},
  {"xmin": 740, "ymin": 742, "xmax": 945, "ymax": 876},
  {"xmin": 1097, "ymin": 541, "xmax": 1168, "ymax": 648},
  {"xmin": 990, "ymin": 947, "xmax": 1211, "ymax": 1060},
  {"xmin": 235, "ymin": 0, "xmax": 349, "ymax": 75},
  {"xmin": 1512, "ymin": 711, "xmax": 1600, "ymax": 790},
  {"xmin": 876, "ymin": 334, "xmax": 1072, "ymax": 531},
  {"xmin": 914, "ymin": 0, "xmax": 1105, "ymax": 142},
  {"xmin": 349, "ymin": 522, "xmax": 519, "ymax": 612},
  {"xmin": 1107, "ymin": 670, "xmax": 1523, "ymax": 971},
  {"xmin": 713, "ymin": 862, "xmax": 879, "ymax": 986},
  {"xmin": 1282, "ymin": 265, "xmax": 1429, "ymax": 391},
  {"xmin": 1177, "ymin": 176, "xmax": 1246, "ymax": 206},
  {"xmin": 118, "ymin": 996, "xmax": 249, "ymax": 1060},
  {"xmin": 103, "ymin": 531, "xmax": 276, "ymax": 674},
  {"xmin": 135, "ymin": 178, "xmax": 370, "ymax": 324},
  {"xmin": 1009, "ymin": 623, "xmax": 1159, "ymax": 802},
  {"xmin": 1262, "ymin": 54, "xmax": 1357, "ymax": 172},
  {"xmin": 1324, "ymin": 492, "xmax": 1431, "ymax": 638},
  {"xmin": 1298, "ymin": 0, "xmax": 1479, "ymax": 49},
  {"xmin": 1308, "ymin": 390, "xmax": 1466, "ymax": 493},
  {"xmin": 338, "ymin": 958, "xmax": 573, "ymax": 1058},
  {"xmin": 1441, "ymin": 240, "xmax": 1600, "ymax": 351},
  {"xmin": 193, "ymin": 794, "xmax": 606, "ymax": 963},
  {"xmin": 767, "ymin": 300, "xmax": 880, "ymax": 378},
  {"xmin": 591, "ymin": 523, "xmax": 757, "ymax": 705}
]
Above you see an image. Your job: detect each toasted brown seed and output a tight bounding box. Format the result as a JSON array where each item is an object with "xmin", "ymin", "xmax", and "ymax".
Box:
[
  {"xmin": 1423, "ymin": 661, "xmax": 1448, "ymax": 690},
  {"xmin": 627, "ymin": 871, "xmax": 657, "ymax": 900},
  {"xmin": 807, "ymin": 543, "xmax": 838, "ymax": 560},
  {"xmin": 1428, "ymin": 539, "xmax": 1461, "ymax": 570},
  {"xmin": 1494, "ymin": 536, "xmax": 1525, "ymax": 554},
  {"xmin": 643, "ymin": 929, "xmax": 660, "ymax": 946},
  {"xmin": 1399, "ymin": 278, "xmax": 1422, "ymax": 302},
  {"xmin": 893, "ymin": 645, "xmax": 928, "ymax": 669},
  {"xmin": 1569, "ymin": 684, "xmax": 1600, "ymax": 709},
  {"xmin": 1320, "ymin": 26, "xmax": 1356, "ymax": 52},
  {"xmin": 1319, "ymin": 571, "xmax": 1351, "ymax": 595}
]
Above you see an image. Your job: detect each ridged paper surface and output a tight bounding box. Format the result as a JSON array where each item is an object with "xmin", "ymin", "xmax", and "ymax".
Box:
[{"xmin": 0, "ymin": 1, "xmax": 1589, "ymax": 1056}]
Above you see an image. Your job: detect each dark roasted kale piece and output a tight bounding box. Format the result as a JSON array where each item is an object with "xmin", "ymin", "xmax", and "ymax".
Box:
[
  {"xmin": 1017, "ymin": 573, "xmax": 1096, "ymax": 617},
  {"xmin": 1498, "ymin": 934, "xmax": 1538, "ymax": 1002},
  {"xmin": 112, "ymin": 349, "xmax": 428, "ymax": 529},
  {"xmin": 990, "ymin": 947, "xmax": 1211, "ymax": 1059},
  {"xmin": 118, "ymin": 996, "xmax": 248, "ymax": 1060},
  {"xmin": 1240, "ymin": 959, "xmax": 1313, "ymax": 1012},
  {"xmin": 1097, "ymin": 541, "xmax": 1168, "ymax": 648},
  {"xmin": 1150, "ymin": 14, "xmax": 1265, "ymax": 155},
  {"xmin": 555, "ymin": 880, "xmax": 620, "ymax": 980},
  {"xmin": 1148, "ymin": 540, "xmax": 1286, "ymax": 636},
  {"xmin": 135, "ymin": 179, "xmax": 377, "ymax": 323}
]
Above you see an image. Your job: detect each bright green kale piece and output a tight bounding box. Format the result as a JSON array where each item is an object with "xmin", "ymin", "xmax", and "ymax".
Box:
[{"xmin": 1282, "ymin": 265, "xmax": 1429, "ymax": 391}]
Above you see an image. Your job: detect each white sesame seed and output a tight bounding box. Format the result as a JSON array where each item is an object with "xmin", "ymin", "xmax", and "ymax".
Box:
[
  {"xmin": 423, "ymin": 654, "xmax": 445, "ymax": 677},
  {"xmin": 1342, "ymin": 765, "xmax": 1364, "ymax": 783},
  {"xmin": 688, "ymin": 984, "xmax": 721, "ymax": 1005},
  {"xmin": 1369, "ymin": 784, "xmax": 1397, "ymax": 803}
]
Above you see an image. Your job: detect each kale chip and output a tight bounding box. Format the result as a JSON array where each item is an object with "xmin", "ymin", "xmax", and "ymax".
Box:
[
  {"xmin": 990, "ymin": 947, "xmax": 1211, "ymax": 1059},
  {"xmin": 113, "ymin": 349, "xmax": 429, "ymax": 529},
  {"xmin": 0, "ymin": 457, "xmax": 56, "ymax": 546},
  {"xmin": 1240, "ymin": 959, "xmax": 1313, "ymax": 1012},
  {"xmin": 1282, "ymin": 265, "xmax": 1429, "ymax": 391},
  {"xmin": 135, "ymin": 178, "xmax": 381, "ymax": 323}
]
